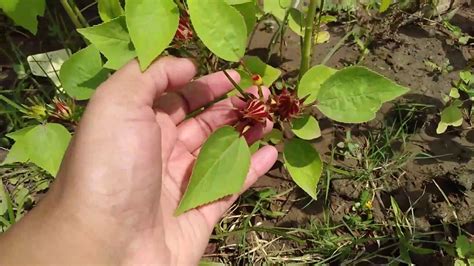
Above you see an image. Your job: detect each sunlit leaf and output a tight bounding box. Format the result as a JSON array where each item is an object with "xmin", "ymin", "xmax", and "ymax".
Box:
[
  {"xmin": 175, "ymin": 126, "xmax": 250, "ymax": 215},
  {"xmin": 188, "ymin": 0, "xmax": 247, "ymax": 62},
  {"xmin": 379, "ymin": 0, "xmax": 391, "ymax": 12},
  {"xmin": 437, "ymin": 100, "xmax": 463, "ymax": 134},
  {"xmin": 317, "ymin": 66, "xmax": 409, "ymax": 123},
  {"xmin": 78, "ymin": 16, "xmax": 136, "ymax": 70},
  {"xmin": 125, "ymin": 0, "xmax": 179, "ymax": 70},
  {"xmin": 314, "ymin": 30, "xmax": 330, "ymax": 44},
  {"xmin": 298, "ymin": 65, "xmax": 337, "ymax": 104},
  {"xmin": 292, "ymin": 115, "xmax": 321, "ymax": 140},
  {"xmin": 0, "ymin": 0, "xmax": 45, "ymax": 34},
  {"xmin": 283, "ymin": 139, "xmax": 322, "ymax": 200},
  {"xmin": 460, "ymin": 70, "xmax": 472, "ymax": 84},
  {"xmin": 98, "ymin": 0, "xmax": 123, "ymax": 22},
  {"xmin": 449, "ymin": 88, "xmax": 460, "ymax": 99},
  {"xmin": 3, "ymin": 124, "xmax": 71, "ymax": 176},
  {"xmin": 60, "ymin": 45, "xmax": 109, "ymax": 100},
  {"xmin": 237, "ymin": 56, "xmax": 281, "ymax": 89}
]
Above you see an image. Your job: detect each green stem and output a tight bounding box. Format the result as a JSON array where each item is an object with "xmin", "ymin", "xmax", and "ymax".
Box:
[
  {"xmin": 298, "ymin": 0, "xmax": 319, "ymax": 81},
  {"xmin": 223, "ymin": 70, "xmax": 250, "ymax": 100},
  {"xmin": 68, "ymin": 0, "xmax": 89, "ymax": 27},
  {"xmin": 321, "ymin": 28, "xmax": 354, "ymax": 65},
  {"xmin": 60, "ymin": 0, "xmax": 83, "ymax": 29}
]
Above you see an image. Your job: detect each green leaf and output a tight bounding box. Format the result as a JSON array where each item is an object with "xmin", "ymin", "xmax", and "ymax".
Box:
[
  {"xmin": 232, "ymin": 1, "xmax": 257, "ymax": 35},
  {"xmin": 225, "ymin": 0, "xmax": 252, "ymax": 4},
  {"xmin": 298, "ymin": 65, "xmax": 337, "ymax": 104},
  {"xmin": 188, "ymin": 0, "xmax": 247, "ymax": 62},
  {"xmin": 60, "ymin": 45, "xmax": 109, "ymax": 100},
  {"xmin": 0, "ymin": 0, "xmax": 45, "ymax": 34},
  {"xmin": 283, "ymin": 139, "xmax": 322, "ymax": 200},
  {"xmin": 199, "ymin": 261, "xmax": 226, "ymax": 266},
  {"xmin": 449, "ymin": 88, "xmax": 460, "ymax": 99},
  {"xmin": 0, "ymin": 182, "xmax": 8, "ymax": 216},
  {"xmin": 249, "ymin": 140, "xmax": 260, "ymax": 154},
  {"xmin": 288, "ymin": 8, "xmax": 305, "ymax": 36},
  {"xmin": 125, "ymin": 0, "xmax": 179, "ymax": 70},
  {"xmin": 175, "ymin": 126, "xmax": 251, "ymax": 215},
  {"xmin": 454, "ymin": 260, "xmax": 467, "ymax": 266},
  {"xmin": 291, "ymin": 115, "xmax": 321, "ymax": 140},
  {"xmin": 3, "ymin": 124, "xmax": 71, "ymax": 176},
  {"xmin": 460, "ymin": 71, "xmax": 472, "ymax": 84},
  {"xmin": 379, "ymin": 0, "xmax": 391, "ymax": 12},
  {"xmin": 456, "ymin": 235, "xmax": 471, "ymax": 258},
  {"xmin": 13, "ymin": 185, "xmax": 29, "ymax": 210},
  {"xmin": 263, "ymin": 128, "xmax": 283, "ymax": 144},
  {"xmin": 237, "ymin": 56, "xmax": 281, "ymax": 89},
  {"xmin": 437, "ymin": 100, "xmax": 463, "ymax": 134},
  {"xmin": 263, "ymin": 0, "xmax": 292, "ymax": 21},
  {"xmin": 77, "ymin": 16, "xmax": 136, "ymax": 70},
  {"xmin": 317, "ymin": 66, "xmax": 409, "ymax": 123},
  {"xmin": 98, "ymin": 0, "xmax": 124, "ymax": 22}
]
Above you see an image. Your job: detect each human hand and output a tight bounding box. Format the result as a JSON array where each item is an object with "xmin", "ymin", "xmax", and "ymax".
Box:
[{"xmin": 0, "ymin": 57, "xmax": 277, "ymax": 265}]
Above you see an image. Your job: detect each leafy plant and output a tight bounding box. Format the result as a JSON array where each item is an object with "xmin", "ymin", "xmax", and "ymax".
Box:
[
  {"xmin": 437, "ymin": 69, "xmax": 474, "ymax": 134},
  {"xmin": 0, "ymin": 0, "xmax": 409, "ymax": 215}
]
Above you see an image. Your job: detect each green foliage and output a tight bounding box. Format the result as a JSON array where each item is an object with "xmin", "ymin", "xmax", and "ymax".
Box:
[
  {"xmin": 291, "ymin": 115, "xmax": 321, "ymax": 140},
  {"xmin": 237, "ymin": 56, "xmax": 281, "ymax": 89},
  {"xmin": 125, "ymin": 0, "xmax": 179, "ymax": 70},
  {"xmin": 263, "ymin": 0, "xmax": 292, "ymax": 21},
  {"xmin": 379, "ymin": 0, "xmax": 392, "ymax": 13},
  {"xmin": 283, "ymin": 138, "xmax": 322, "ymax": 200},
  {"xmin": 298, "ymin": 65, "xmax": 337, "ymax": 104},
  {"xmin": 316, "ymin": 66, "xmax": 409, "ymax": 123},
  {"xmin": 98, "ymin": 0, "xmax": 124, "ymax": 22},
  {"xmin": 230, "ymin": 0, "xmax": 257, "ymax": 35},
  {"xmin": 77, "ymin": 16, "xmax": 136, "ymax": 70},
  {"xmin": 175, "ymin": 126, "xmax": 250, "ymax": 215},
  {"xmin": 188, "ymin": 0, "xmax": 247, "ymax": 62},
  {"xmin": 3, "ymin": 124, "xmax": 72, "ymax": 176},
  {"xmin": 437, "ymin": 100, "xmax": 463, "ymax": 134},
  {"xmin": 59, "ymin": 45, "xmax": 109, "ymax": 100},
  {"xmin": 263, "ymin": 128, "xmax": 283, "ymax": 144},
  {"xmin": 0, "ymin": 0, "xmax": 45, "ymax": 34}
]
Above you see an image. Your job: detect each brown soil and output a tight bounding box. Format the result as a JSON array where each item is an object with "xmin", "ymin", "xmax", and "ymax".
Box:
[{"xmin": 230, "ymin": 4, "xmax": 474, "ymax": 264}]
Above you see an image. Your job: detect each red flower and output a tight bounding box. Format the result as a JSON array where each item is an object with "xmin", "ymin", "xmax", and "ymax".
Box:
[
  {"xmin": 235, "ymin": 95, "xmax": 272, "ymax": 134},
  {"xmin": 175, "ymin": 14, "xmax": 193, "ymax": 41},
  {"xmin": 272, "ymin": 89, "xmax": 303, "ymax": 121}
]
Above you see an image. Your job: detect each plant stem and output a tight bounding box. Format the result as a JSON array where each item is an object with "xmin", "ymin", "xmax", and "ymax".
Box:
[
  {"xmin": 60, "ymin": 0, "xmax": 83, "ymax": 29},
  {"xmin": 68, "ymin": 0, "xmax": 89, "ymax": 27},
  {"xmin": 298, "ymin": 0, "xmax": 319, "ymax": 80},
  {"xmin": 223, "ymin": 70, "xmax": 250, "ymax": 100},
  {"xmin": 321, "ymin": 27, "xmax": 355, "ymax": 65}
]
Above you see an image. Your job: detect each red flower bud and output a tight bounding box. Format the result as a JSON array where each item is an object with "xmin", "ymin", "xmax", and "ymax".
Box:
[
  {"xmin": 251, "ymin": 74, "xmax": 263, "ymax": 86},
  {"xmin": 272, "ymin": 89, "xmax": 303, "ymax": 121},
  {"xmin": 235, "ymin": 95, "xmax": 272, "ymax": 134}
]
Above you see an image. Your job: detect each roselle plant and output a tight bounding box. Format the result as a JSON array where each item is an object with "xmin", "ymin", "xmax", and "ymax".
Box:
[{"xmin": 0, "ymin": 0, "xmax": 408, "ymax": 214}]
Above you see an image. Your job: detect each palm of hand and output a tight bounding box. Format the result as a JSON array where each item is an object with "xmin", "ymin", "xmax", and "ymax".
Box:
[{"xmin": 52, "ymin": 57, "xmax": 276, "ymax": 265}]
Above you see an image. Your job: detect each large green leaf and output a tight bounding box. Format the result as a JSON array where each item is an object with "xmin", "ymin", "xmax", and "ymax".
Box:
[
  {"xmin": 232, "ymin": 1, "xmax": 257, "ymax": 35},
  {"xmin": 298, "ymin": 65, "xmax": 337, "ymax": 104},
  {"xmin": 59, "ymin": 45, "xmax": 109, "ymax": 100},
  {"xmin": 175, "ymin": 126, "xmax": 251, "ymax": 215},
  {"xmin": 283, "ymin": 139, "xmax": 322, "ymax": 200},
  {"xmin": 0, "ymin": 0, "xmax": 45, "ymax": 34},
  {"xmin": 125, "ymin": 0, "xmax": 179, "ymax": 70},
  {"xmin": 291, "ymin": 115, "xmax": 321, "ymax": 140},
  {"xmin": 188, "ymin": 0, "xmax": 247, "ymax": 62},
  {"xmin": 77, "ymin": 16, "xmax": 136, "ymax": 70},
  {"xmin": 3, "ymin": 124, "xmax": 71, "ymax": 176},
  {"xmin": 317, "ymin": 66, "xmax": 409, "ymax": 123},
  {"xmin": 437, "ymin": 100, "xmax": 463, "ymax": 134},
  {"xmin": 237, "ymin": 56, "xmax": 281, "ymax": 89},
  {"xmin": 98, "ymin": 0, "xmax": 124, "ymax": 22}
]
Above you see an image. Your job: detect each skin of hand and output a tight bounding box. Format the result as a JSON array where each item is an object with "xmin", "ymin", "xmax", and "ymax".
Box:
[{"xmin": 0, "ymin": 57, "xmax": 277, "ymax": 265}]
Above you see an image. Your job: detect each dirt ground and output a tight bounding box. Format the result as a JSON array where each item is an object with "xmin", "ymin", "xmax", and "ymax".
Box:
[{"xmin": 210, "ymin": 5, "xmax": 474, "ymax": 264}]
